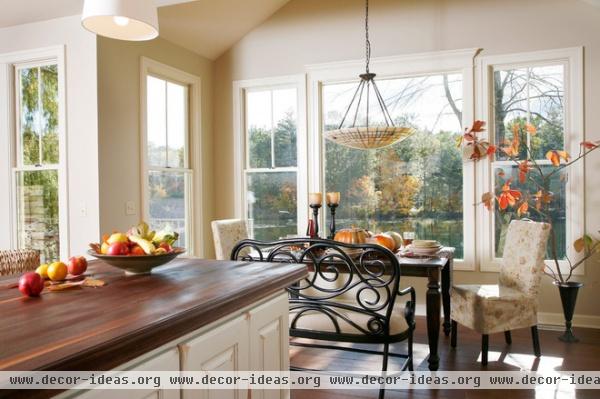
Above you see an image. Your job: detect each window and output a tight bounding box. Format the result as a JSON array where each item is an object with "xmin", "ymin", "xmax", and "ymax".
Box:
[
  {"xmin": 13, "ymin": 61, "xmax": 63, "ymax": 263},
  {"xmin": 322, "ymin": 73, "xmax": 465, "ymax": 258},
  {"xmin": 479, "ymin": 48, "xmax": 584, "ymax": 272},
  {"xmin": 244, "ymin": 86, "xmax": 300, "ymax": 240},
  {"xmin": 144, "ymin": 74, "xmax": 192, "ymax": 250}
]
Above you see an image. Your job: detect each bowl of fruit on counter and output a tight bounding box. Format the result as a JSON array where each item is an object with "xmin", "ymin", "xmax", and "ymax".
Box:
[{"xmin": 88, "ymin": 222, "xmax": 185, "ymax": 275}]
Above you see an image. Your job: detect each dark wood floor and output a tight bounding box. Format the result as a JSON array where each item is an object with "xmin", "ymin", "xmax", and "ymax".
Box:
[{"xmin": 290, "ymin": 316, "xmax": 600, "ymax": 399}]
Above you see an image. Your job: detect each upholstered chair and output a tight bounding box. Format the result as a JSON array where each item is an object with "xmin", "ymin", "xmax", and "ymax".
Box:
[
  {"xmin": 0, "ymin": 249, "xmax": 40, "ymax": 276},
  {"xmin": 211, "ymin": 219, "xmax": 249, "ymax": 260},
  {"xmin": 451, "ymin": 219, "xmax": 551, "ymax": 365}
]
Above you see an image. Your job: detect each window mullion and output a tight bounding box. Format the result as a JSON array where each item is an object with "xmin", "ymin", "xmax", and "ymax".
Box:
[
  {"xmin": 37, "ymin": 66, "xmax": 43, "ymax": 166},
  {"xmin": 164, "ymin": 80, "xmax": 169, "ymax": 169},
  {"xmin": 270, "ymin": 90, "xmax": 275, "ymax": 169}
]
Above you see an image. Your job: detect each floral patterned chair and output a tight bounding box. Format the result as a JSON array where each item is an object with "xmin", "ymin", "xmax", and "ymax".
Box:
[
  {"xmin": 211, "ymin": 219, "xmax": 249, "ymax": 260},
  {"xmin": 451, "ymin": 219, "xmax": 551, "ymax": 365}
]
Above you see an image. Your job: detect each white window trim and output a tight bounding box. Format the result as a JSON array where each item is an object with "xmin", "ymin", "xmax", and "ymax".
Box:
[
  {"xmin": 232, "ymin": 74, "xmax": 308, "ymax": 236},
  {"xmin": 140, "ymin": 57, "xmax": 203, "ymax": 257},
  {"xmin": 0, "ymin": 45, "xmax": 69, "ymax": 259},
  {"xmin": 476, "ymin": 47, "xmax": 585, "ymax": 274},
  {"xmin": 306, "ymin": 48, "xmax": 481, "ymax": 271}
]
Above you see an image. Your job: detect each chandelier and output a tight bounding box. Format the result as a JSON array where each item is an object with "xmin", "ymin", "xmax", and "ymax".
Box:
[{"xmin": 325, "ymin": 0, "xmax": 413, "ymax": 150}]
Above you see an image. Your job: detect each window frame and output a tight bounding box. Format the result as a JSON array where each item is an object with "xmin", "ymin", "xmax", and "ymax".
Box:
[
  {"xmin": 233, "ymin": 74, "xmax": 308, "ymax": 238},
  {"xmin": 0, "ymin": 46, "xmax": 68, "ymax": 259},
  {"xmin": 476, "ymin": 47, "xmax": 585, "ymax": 274},
  {"xmin": 140, "ymin": 57, "xmax": 202, "ymax": 256},
  {"xmin": 306, "ymin": 49, "xmax": 480, "ymax": 270}
]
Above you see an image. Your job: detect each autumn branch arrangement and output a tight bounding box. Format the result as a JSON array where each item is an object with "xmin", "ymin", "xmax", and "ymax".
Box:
[{"xmin": 460, "ymin": 120, "xmax": 600, "ymax": 284}]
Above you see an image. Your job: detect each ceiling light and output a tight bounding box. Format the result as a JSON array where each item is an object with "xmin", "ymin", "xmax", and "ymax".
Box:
[
  {"xmin": 81, "ymin": 0, "xmax": 159, "ymax": 41},
  {"xmin": 325, "ymin": 0, "xmax": 413, "ymax": 150}
]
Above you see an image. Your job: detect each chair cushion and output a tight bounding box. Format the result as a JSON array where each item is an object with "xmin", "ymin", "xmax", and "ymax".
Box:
[
  {"xmin": 290, "ymin": 307, "xmax": 409, "ymax": 337},
  {"xmin": 451, "ymin": 284, "xmax": 537, "ymax": 334}
]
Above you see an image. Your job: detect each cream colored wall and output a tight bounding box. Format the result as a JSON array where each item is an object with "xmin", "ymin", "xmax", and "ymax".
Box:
[
  {"xmin": 0, "ymin": 15, "xmax": 100, "ymax": 258},
  {"xmin": 97, "ymin": 37, "xmax": 215, "ymax": 258},
  {"xmin": 213, "ymin": 0, "xmax": 600, "ymax": 323}
]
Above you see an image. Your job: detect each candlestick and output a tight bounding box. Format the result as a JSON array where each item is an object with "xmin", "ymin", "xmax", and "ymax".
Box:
[
  {"xmin": 328, "ymin": 203, "xmax": 339, "ymax": 239},
  {"xmin": 309, "ymin": 192, "xmax": 322, "ymax": 206},
  {"xmin": 326, "ymin": 192, "xmax": 340, "ymax": 205},
  {"xmin": 309, "ymin": 203, "xmax": 321, "ymax": 238}
]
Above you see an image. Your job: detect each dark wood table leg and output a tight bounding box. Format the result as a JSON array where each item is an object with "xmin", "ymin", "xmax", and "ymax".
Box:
[
  {"xmin": 426, "ymin": 268, "xmax": 441, "ymax": 371},
  {"xmin": 442, "ymin": 258, "xmax": 453, "ymax": 337}
]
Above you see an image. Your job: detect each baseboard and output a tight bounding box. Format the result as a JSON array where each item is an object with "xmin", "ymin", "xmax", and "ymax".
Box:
[{"xmin": 414, "ymin": 306, "xmax": 600, "ymax": 329}]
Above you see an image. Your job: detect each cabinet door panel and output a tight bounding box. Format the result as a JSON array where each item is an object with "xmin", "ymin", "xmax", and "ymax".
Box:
[
  {"xmin": 181, "ymin": 315, "xmax": 249, "ymax": 399},
  {"xmin": 249, "ymin": 293, "xmax": 290, "ymax": 399},
  {"xmin": 68, "ymin": 347, "xmax": 180, "ymax": 399}
]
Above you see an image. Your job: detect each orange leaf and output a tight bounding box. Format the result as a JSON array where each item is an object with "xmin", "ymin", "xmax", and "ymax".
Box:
[
  {"xmin": 547, "ymin": 150, "xmax": 570, "ymax": 164},
  {"xmin": 573, "ymin": 237, "xmax": 585, "ymax": 253},
  {"xmin": 481, "ymin": 192, "xmax": 494, "ymax": 210},
  {"xmin": 82, "ymin": 278, "xmax": 106, "ymax": 288},
  {"xmin": 518, "ymin": 161, "xmax": 531, "ymax": 184},
  {"xmin": 517, "ymin": 201, "xmax": 529, "ymax": 217},
  {"xmin": 526, "ymin": 123, "xmax": 537, "ymax": 135},
  {"xmin": 486, "ymin": 145, "xmax": 497, "ymax": 160},
  {"xmin": 498, "ymin": 180, "xmax": 521, "ymax": 210},
  {"xmin": 465, "ymin": 120, "xmax": 486, "ymax": 134}
]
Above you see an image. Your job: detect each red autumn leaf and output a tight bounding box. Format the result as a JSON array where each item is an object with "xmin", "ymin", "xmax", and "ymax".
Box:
[
  {"xmin": 517, "ymin": 201, "xmax": 529, "ymax": 217},
  {"xmin": 497, "ymin": 180, "xmax": 522, "ymax": 210},
  {"xmin": 581, "ymin": 141, "xmax": 598, "ymax": 150},
  {"xmin": 545, "ymin": 150, "xmax": 570, "ymax": 166},
  {"xmin": 526, "ymin": 123, "xmax": 537, "ymax": 135},
  {"xmin": 481, "ymin": 192, "xmax": 494, "ymax": 210},
  {"xmin": 518, "ymin": 160, "xmax": 532, "ymax": 183},
  {"xmin": 486, "ymin": 145, "xmax": 497, "ymax": 160}
]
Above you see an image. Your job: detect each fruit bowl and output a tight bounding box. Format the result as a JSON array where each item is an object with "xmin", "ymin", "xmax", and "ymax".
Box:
[{"xmin": 87, "ymin": 248, "xmax": 186, "ymax": 275}]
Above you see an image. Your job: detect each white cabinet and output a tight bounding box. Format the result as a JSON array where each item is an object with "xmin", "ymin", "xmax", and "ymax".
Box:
[
  {"xmin": 248, "ymin": 294, "xmax": 290, "ymax": 399},
  {"xmin": 180, "ymin": 315, "xmax": 249, "ymax": 399},
  {"xmin": 62, "ymin": 292, "xmax": 290, "ymax": 399},
  {"xmin": 65, "ymin": 347, "xmax": 180, "ymax": 399}
]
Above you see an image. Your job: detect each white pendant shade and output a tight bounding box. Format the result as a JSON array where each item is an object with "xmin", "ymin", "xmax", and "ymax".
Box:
[{"xmin": 82, "ymin": 0, "xmax": 159, "ymax": 41}]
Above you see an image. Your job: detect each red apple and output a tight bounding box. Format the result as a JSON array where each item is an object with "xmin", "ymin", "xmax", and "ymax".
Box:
[
  {"xmin": 158, "ymin": 242, "xmax": 172, "ymax": 253},
  {"xmin": 107, "ymin": 242, "xmax": 129, "ymax": 256},
  {"xmin": 19, "ymin": 272, "xmax": 44, "ymax": 297},
  {"xmin": 130, "ymin": 245, "xmax": 146, "ymax": 256},
  {"xmin": 68, "ymin": 256, "xmax": 88, "ymax": 276}
]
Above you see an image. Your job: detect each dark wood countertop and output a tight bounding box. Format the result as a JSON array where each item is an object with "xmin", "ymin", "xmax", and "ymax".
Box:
[{"xmin": 0, "ymin": 258, "xmax": 307, "ymax": 372}]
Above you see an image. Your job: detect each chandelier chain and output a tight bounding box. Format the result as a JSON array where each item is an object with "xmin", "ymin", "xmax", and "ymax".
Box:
[{"xmin": 365, "ymin": 0, "xmax": 371, "ymax": 74}]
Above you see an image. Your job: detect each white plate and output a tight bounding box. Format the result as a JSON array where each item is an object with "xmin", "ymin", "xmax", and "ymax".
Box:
[
  {"xmin": 412, "ymin": 240, "xmax": 441, "ymax": 248},
  {"xmin": 408, "ymin": 245, "xmax": 442, "ymax": 255}
]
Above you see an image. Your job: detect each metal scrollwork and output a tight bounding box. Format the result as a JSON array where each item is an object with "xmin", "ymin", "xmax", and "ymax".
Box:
[{"xmin": 231, "ymin": 238, "xmax": 403, "ymax": 339}]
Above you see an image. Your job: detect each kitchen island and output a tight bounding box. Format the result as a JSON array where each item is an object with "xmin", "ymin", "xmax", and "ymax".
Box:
[{"xmin": 0, "ymin": 258, "xmax": 307, "ymax": 399}]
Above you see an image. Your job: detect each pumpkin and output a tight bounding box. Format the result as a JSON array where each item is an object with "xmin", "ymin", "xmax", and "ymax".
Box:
[
  {"xmin": 385, "ymin": 231, "xmax": 403, "ymax": 251},
  {"xmin": 372, "ymin": 233, "xmax": 396, "ymax": 252},
  {"xmin": 333, "ymin": 228, "xmax": 369, "ymax": 245}
]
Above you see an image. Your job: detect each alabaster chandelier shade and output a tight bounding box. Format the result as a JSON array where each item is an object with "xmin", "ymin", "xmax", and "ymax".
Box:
[
  {"xmin": 325, "ymin": 0, "xmax": 413, "ymax": 150},
  {"xmin": 81, "ymin": 0, "xmax": 159, "ymax": 41}
]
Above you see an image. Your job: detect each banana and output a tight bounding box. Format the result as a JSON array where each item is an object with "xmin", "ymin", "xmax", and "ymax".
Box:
[{"xmin": 128, "ymin": 235, "xmax": 156, "ymax": 255}]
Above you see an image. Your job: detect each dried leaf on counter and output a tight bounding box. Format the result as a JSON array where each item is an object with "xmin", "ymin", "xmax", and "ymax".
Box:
[
  {"xmin": 47, "ymin": 282, "xmax": 84, "ymax": 292},
  {"xmin": 82, "ymin": 278, "xmax": 106, "ymax": 288}
]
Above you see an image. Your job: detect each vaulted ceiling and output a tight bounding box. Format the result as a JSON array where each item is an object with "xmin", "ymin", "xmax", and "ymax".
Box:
[{"xmin": 0, "ymin": 0, "xmax": 291, "ymax": 60}]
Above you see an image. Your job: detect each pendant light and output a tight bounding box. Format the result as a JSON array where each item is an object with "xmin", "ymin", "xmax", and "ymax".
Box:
[
  {"xmin": 81, "ymin": 0, "xmax": 159, "ymax": 41},
  {"xmin": 325, "ymin": 0, "xmax": 413, "ymax": 150}
]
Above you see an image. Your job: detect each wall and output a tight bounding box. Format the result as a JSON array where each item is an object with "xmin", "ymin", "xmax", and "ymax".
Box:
[
  {"xmin": 213, "ymin": 0, "xmax": 600, "ymax": 324},
  {"xmin": 0, "ymin": 15, "xmax": 100, "ymax": 258},
  {"xmin": 97, "ymin": 36, "xmax": 215, "ymax": 258}
]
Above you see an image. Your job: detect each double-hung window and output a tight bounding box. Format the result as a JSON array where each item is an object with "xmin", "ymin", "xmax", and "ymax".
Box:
[
  {"xmin": 142, "ymin": 59, "xmax": 197, "ymax": 252},
  {"xmin": 478, "ymin": 48, "xmax": 584, "ymax": 272},
  {"xmin": 235, "ymin": 76, "xmax": 307, "ymax": 240},
  {"xmin": 13, "ymin": 60, "xmax": 65, "ymax": 263}
]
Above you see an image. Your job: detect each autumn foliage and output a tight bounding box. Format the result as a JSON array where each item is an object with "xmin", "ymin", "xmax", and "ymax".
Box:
[{"xmin": 461, "ymin": 120, "xmax": 599, "ymax": 283}]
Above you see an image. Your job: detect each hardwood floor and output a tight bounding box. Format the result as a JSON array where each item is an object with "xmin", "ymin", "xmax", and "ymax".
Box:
[{"xmin": 290, "ymin": 316, "xmax": 600, "ymax": 399}]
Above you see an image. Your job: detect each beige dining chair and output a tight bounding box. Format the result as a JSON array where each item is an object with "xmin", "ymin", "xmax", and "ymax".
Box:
[
  {"xmin": 0, "ymin": 249, "xmax": 40, "ymax": 276},
  {"xmin": 450, "ymin": 219, "xmax": 551, "ymax": 365},
  {"xmin": 211, "ymin": 219, "xmax": 249, "ymax": 260}
]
